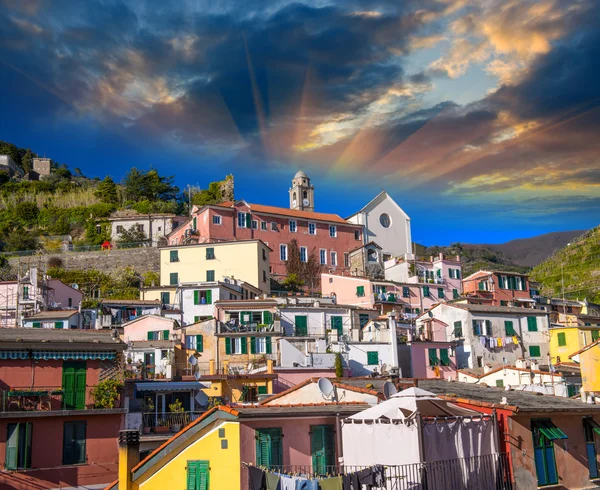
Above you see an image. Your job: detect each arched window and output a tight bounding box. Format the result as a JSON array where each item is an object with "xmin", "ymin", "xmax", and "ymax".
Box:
[
  {"xmin": 293, "ymin": 192, "xmax": 297, "ymax": 201},
  {"xmin": 367, "ymin": 248, "xmax": 377, "ymax": 262},
  {"xmin": 303, "ymin": 190, "xmax": 307, "ymax": 199}
]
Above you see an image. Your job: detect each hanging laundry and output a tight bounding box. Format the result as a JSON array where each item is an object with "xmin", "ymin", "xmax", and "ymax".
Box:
[
  {"xmin": 356, "ymin": 465, "xmax": 385, "ymax": 487},
  {"xmin": 248, "ymin": 466, "xmax": 266, "ymax": 490},
  {"xmin": 497, "ymin": 338, "xmax": 503, "ymax": 347},
  {"xmin": 512, "ymin": 336, "xmax": 519, "ymax": 345},
  {"xmin": 342, "ymin": 472, "xmax": 360, "ymax": 490},
  {"xmin": 319, "ymin": 476, "xmax": 343, "ymax": 490},
  {"xmin": 266, "ymin": 472, "xmax": 281, "ymax": 490},
  {"xmin": 279, "ymin": 475, "xmax": 298, "ymax": 490},
  {"xmin": 295, "ymin": 478, "xmax": 318, "ymax": 490},
  {"xmin": 480, "ymin": 337, "xmax": 486, "ymax": 346}
]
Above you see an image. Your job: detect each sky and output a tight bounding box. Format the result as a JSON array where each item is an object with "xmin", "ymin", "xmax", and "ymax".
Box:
[{"xmin": 0, "ymin": 0, "xmax": 598, "ymax": 246}]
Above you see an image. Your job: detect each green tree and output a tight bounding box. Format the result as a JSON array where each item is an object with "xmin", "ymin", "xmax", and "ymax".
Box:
[
  {"xmin": 14, "ymin": 202, "xmax": 39, "ymax": 223},
  {"xmin": 284, "ymin": 239, "xmax": 322, "ymax": 292},
  {"xmin": 123, "ymin": 168, "xmax": 179, "ymax": 202},
  {"xmin": 335, "ymin": 353, "xmax": 344, "ymax": 378},
  {"xmin": 21, "ymin": 149, "xmax": 33, "ymax": 173},
  {"xmin": 2, "ymin": 228, "xmax": 38, "ymax": 252},
  {"xmin": 192, "ymin": 182, "xmax": 224, "ymax": 206},
  {"xmin": 95, "ymin": 176, "xmax": 119, "ymax": 204},
  {"xmin": 117, "ymin": 225, "xmax": 147, "ymax": 245}
]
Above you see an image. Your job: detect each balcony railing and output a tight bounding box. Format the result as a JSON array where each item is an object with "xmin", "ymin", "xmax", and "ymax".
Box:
[
  {"xmin": 174, "ymin": 359, "xmax": 276, "ymax": 378},
  {"xmin": 141, "ymin": 411, "xmax": 205, "ymax": 433},
  {"xmin": 1, "ymin": 386, "xmax": 123, "ymax": 412},
  {"xmin": 217, "ymin": 320, "xmax": 282, "ymax": 335}
]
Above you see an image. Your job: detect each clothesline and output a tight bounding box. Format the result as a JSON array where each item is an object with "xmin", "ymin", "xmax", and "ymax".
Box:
[{"xmin": 479, "ymin": 335, "xmax": 519, "ymax": 349}]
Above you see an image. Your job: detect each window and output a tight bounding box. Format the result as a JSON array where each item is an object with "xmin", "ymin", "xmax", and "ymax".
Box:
[
  {"xmin": 256, "ymin": 428, "xmax": 283, "ymax": 469},
  {"xmin": 500, "ymin": 300, "xmax": 508, "ymax": 306},
  {"xmin": 261, "ymin": 221, "xmax": 268, "ymax": 231},
  {"xmin": 452, "ymin": 289, "xmax": 459, "ymax": 299},
  {"xmin": 485, "ymin": 320, "xmax": 493, "ymax": 336},
  {"xmin": 367, "ymin": 351, "xmax": 379, "ymax": 365},
  {"xmin": 206, "ymin": 270, "xmax": 215, "ymax": 282},
  {"xmin": 300, "ymin": 246, "xmax": 307, "ymax": 263},
  {"xmin": 329, "ymin": 225, "xmax": 337, "ymax": 238},
  {"xmin": 271, "ymin": 222, "xmax": 277, "ymax": 231},
  {"xmin": 354, "ymin": 230, "xmax": 361, "ymax": 240},
  {"xmin": 453, "ymin": 321, "xmax": 463, "ymax": 337},
  {"xmin": 344, "ymin": 253, "xmax": 349, "ymax": 268},
  {"xmin": 186, "ymin": 460, "xmax": 209, "ymax": 490},
  {"xmin": 359, "ymin": 314, "xmax": 369, "ymax": 329},
  {"xmin": 496, "ymin": 380, "xmax": 504, "ymax": 388},
  {"xmin": 294, "ymin": 316, "xmax": 308, "ymax": 336},
  {"xmin": 170, "ymin": 250, "xmax": 179, "ymax": 262},
  {"xmin": 437, "ymin": 288, "xmax": 444, "ymax": 299},
  {"xmin": 280, "ymin": 244, "xmax": 288, "ymax": 261},
  {"xmin": 331, "ymin": 316, "xmax": 343, "ymax": 337},
  {"xmin": 532, "ymin": 419, "xmax": 567, "ymax": 486},
  {"xmin": 22, "ymin": 286, "xmax": 29, "ymax": 300},
  {"xmin": 428, "ymin": 348, "xmax": 439, "ymax": 366},
  {"xmin": 401, "ymin": 287, "xmax": 410, "ymax": 298},
  {"xmin": 252, "ymin": 337, "xmax": 268, "ymax": 354},
  {"xmin": 186, "ymin": 335, "xmax": 204, "ymax": 352},
  {"xmin": 557, "ymin": 332, "xmax": 566, "ymax": 347},
  {"xmin": 263, "ymin": 270, "xmax": 267, "ymax": 283},
  {"xmin": 5, "ymin": 423, "xmax": 32, "ymax": 470},
  {"xmin": 116, "ymin": 225, "xmax": 124, "ymax": 234},
  {"xmin": 238, "ymin": 212, "xmax": 251, "ymax": 228},
  {"xmin": 289, "ymin": 220, "xmax": 297, "ymax": 233},
  {"xmin": 193, "ymin": 290, "xmax": 212, "ymax": 305},
  {"xmin": 330, "ymin": 251, "xmax": 337, "ymax": 266},
  {"xmin": 367, "ymin": 249, "xmax": 377, "ymax": 262},
  {"xmin": 55, "ymin": 321, "xmax": 63, "ymax": 329},
  {"xmin": 311, "ymin": 425, "xmax": 335, "ymax": 475},
  {"xmin": 320, "ymin": 249, "xmax": 327, "ymax": 265},
  {"xmin": 379, "ymin": 213, "xmax": 391, "ymax": 228},
  {"xmin": 478, "ymin": 281, "xmax": 488, "ymax": 291},
  {"xmin": 583, "ymin": 418, "xmax": 600, "ymax": 479},
  {"xmin": 440, "ymin": 349, "xmax": 450, "ymax": 366},
  {"xmin": 63, "ymin": 421, "xmax": 86, "ymax": 465},
  {"xmin": 68, "ymin": 297, "xmax": 73, "ymax": 307},
  {"xmin": 356, "ymin": 286, "xmax": 365, "ymax": 297},
  {"xmin": 170, "ymin": 273, "xmax": 178, "ymax": 285},
  {"xmin": 262, "ymin": 248, "xmax": 268, "ymax": 261},
  {"xmin": 529, "ymin": 345, "xmax": 541, "ymax": 358},
  {"xmin": 472, "ymin": 320, "xmax": 484, "ymax": 336},
  {"xmin": 423, "ymin": 286, "xmax": 430, "ymax": 297},
  {"xmin": 136, "ymin": 224, "xmax": 144, "ymax": 233},
  {"xmin": 527, "ymin": 316, "xmax": 538, "ymax": 332},
  {"xmin": 504, "ymin": 321, "xmax": 516, "ymax": 336},
  {"xmin": 161, "ymin": 292, "xmax": 170, "ymax": 304},
  {"xmin": 309, "ymin": 223, "xmax": 316, "ymax": 235},
  {"xmin": 225, "ymin": 337, "xmax": 247, "ymax": 355},
  {"xmin": 206, "ymin": 248, "xmax": 215, "ymax": 260},
  {"xmin": 213, "ymin": 215, "xmax": 222, "ymax": 225}
]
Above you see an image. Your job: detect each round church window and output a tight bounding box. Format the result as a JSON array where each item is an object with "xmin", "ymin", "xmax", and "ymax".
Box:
[{"xmin": 380, "ymin": 213, "xmax": 391, "ymax": 228}]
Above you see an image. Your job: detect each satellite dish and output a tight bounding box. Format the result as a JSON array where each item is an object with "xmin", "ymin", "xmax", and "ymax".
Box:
[
  {"xmin": 71, "ymin": 284, "xmax": 79, "ymax": 290},
  {"xmin": 383, "ymin": 381, "xmax": 398, "ymax": 399},
  {"xmin": 194, "ymin": 371, "xmax": 201, "ymax": 381},
  {"xmin": 317, "ymin": 378, "xmax": 335, "ymax": 399},
  {"xmin": 303, "ymin": 198, "xmax": 310, "ymax": 206},
  {"xmin": 188, "ymin": 355, "xmax": 198, "ymax": 366},
  {"xmin": 428, "ymin": 311, "xmax": 433, "ymax": 318}
]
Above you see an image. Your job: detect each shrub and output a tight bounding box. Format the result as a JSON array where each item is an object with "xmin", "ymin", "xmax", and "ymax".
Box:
[
  {"xmin": 335, "ymin": 352, "xmax": 344, "ymax": 378},
  {"xmin": 15, "ymin": 201, "xmax": 39, "ymax": 223},
  {"xmin": 91, "ymin": 379, "xmax": 123, "ymax": 409},
  {"xmin": 47, "ymin": 256, "xmax": 64, "ymax": 268}
]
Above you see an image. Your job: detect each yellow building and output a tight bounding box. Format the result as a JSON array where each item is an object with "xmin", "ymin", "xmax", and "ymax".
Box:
[
  {"xmin": 570, "ymin": 340, "xmax": 600, "ymax": 397},
  {"xmin": 159, "ymin": 240, "xmax": 271, "ymax": 292},
  {"xmin": 549, "ymin": 324, "xmax": 600, "ymax": 364}
]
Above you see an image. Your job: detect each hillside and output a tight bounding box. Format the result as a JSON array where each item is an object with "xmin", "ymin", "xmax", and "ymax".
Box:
[
  {"xmin": 530, "ymin": 227, "xmax": 600, "ymax": 303},
  {"xmin": 490, "ymin": 230, "xmax": 584, "ymax": 267}
]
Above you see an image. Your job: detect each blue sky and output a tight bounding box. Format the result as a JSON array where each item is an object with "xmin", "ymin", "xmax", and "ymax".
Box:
[{"xmin": 0, "ymin": 0, "xmax": 598, "ymax": 245}]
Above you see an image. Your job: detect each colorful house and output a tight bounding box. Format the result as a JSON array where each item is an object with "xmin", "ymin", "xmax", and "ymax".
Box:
[
  {"xmin": 0, "ymin": 329, "xmax": 126, "ymax": 490},
  {"xmin": 569, "ymin": 339, "xmax": 600, "ymax": 403},
  {"xmin": 462, "ymin": 270, "xmax": 534, "ymax": 308},
  {"xmin": 159, "ymin": 239, "xmax": 272, "ymax": 292},
  {"xmin": 549, "ymin": 322, "xmax": 600, "ymax": 365},
  {"xmin": 167, "ymin": 173, "xmax": 364, "ymax": 279}
]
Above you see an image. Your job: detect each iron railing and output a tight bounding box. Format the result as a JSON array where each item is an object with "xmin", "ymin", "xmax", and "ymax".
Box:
[
  {"xmin": 141, "ymin": 411, "xmax": 205, "ymax": 432},
  {"xmin": 244, "ymin": 453, "xmax": 513, "ymax": 490},
  {"xmin": 1, "ymin": 386, "xmax": 123, "ymax": 412}
]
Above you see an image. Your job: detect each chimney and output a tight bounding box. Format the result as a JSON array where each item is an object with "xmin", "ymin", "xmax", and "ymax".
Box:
[
  {"xmin": 456, "ymin": 255, "xmax": 461, "ymax": 262},
  {"xmin": 118, "ymin": 430, "xmax": 140, "ymax": 490},
  {"xmin": 515, "ymin": 358, "xmax": 526, "ymax": 369},
  {"xmin": 531, "ymin": 360, "xmax": 539, "ymax": 371},
  {"xmin": 438, "ymin": 253, "xmax": 444, "ymax": 260},
  {"xmin": 484, "ymin": 364, "xmax": 492, "ymax": 374}
]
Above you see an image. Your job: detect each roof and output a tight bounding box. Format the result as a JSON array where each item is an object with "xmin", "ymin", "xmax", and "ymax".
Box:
[
  {"xmin": 568, "ymin": 339, "xmax": 600, "ymax": 358},
  {"xmin": 236, "ymin": 404, "xmax": 369, "ymax": 417},
  {"xmin": 346, "ymin": 190, "xmax": 410, "ymax": 221},
  {"xmin": 418, "ymin": 379, "xmax": 600, "ymax": 413},
  {"xmin": 214, "ymin": 299, "xmax": 278, "ymax": 308},
  {"xmin": 446, "ymin": 303, "xmax": 548, "ymax": 316},
  {"xmin": 100, "ymin": 299, "xmax": 161, "ymax": 306},
  {"xmin": 106, "ymin": 213, "xmax": 177, "ymax": 221},
  {"xmin": 129, "ymin": 340, "xmax": 173, "ymax": 349},
  {"xmin": 458, "ymin": 366, "xmax": 563, "ymax": 379},
  {"xmin": 162, "ymin": 238, "xmax": 273, "ymax": 251},
  {"xmin": 462, "ymin": 270, "xmax": 529, "ymax": 281},
  {"xmin": 24, "ymin": 310, "xmax": 79, "ymax": 320},
  {"xmin": 215, "ymin": 201, "xmax": 355, "ymax": 225},
  {"xmin": 294, "ymin": 170, "xmax": 308, "ymax": 179},
  {"xmin": 0, "ymin": 328, "xmax": 126, "ymax": 351},
  {"xmin": 121, "ymin": 314, "xmax": 177, "ymax": 328},
  {"xmin": 135, "ymin": 381, "xmax": 210, "ymax": 392},
  {"xmin": 258, "ymin": 377, "xmax": 384, "ymax": 405},
  {"xmin": 348, "ymin": 241, "xmax": 383, "ymax": 255}
]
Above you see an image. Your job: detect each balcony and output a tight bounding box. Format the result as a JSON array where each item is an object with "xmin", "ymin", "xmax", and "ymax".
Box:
[
  {"xmin": 140, "ymin": 411, "xmax": 205, "ymax": 434},
  {"xmin": 0, "ymin": 386, "xmax": 124, "ymax": 415},
  {"xmin": 217, "ymin": 320, "xmax": 282, "ymax": 335},
  {"xmin": 174, "ymin": 359, "xmax": 277, "ymax": 379}
]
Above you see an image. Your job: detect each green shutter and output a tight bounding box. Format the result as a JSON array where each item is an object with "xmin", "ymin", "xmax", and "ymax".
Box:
[
  {"xmin": 258, "ymin": 386, "xmax": 268, "ymax": 395},
  {"xmin": 32, "ymin": 322, "xmax": 41, "ymax": 328},
  {"xmin": 225, "ymin": 337, "xmax": 231, "ymax": 355},
  {"xmin": 311, "ymin": 425, "xmax": 335, "ymax": 475},
  {"xmin": 440, "ymin": 349, "xmax": 450, "ymax": 366},
  {"xmin": 75, "ymin": 367, "xmax": 86, "ymax": 410},
  {"xmin": 592, "ymin": 330, "xmax": 600, "ymax": 342},
  {"xmin": 194, "ymin": 290, "xmax": 199, "ymax": 305},
  {"xmin": 472, "ymin": 320, "xmax": 480, "ymax": 336},
  {"xmin": 240, "ymin": 312, "xmax": 250, "ymax": 325},
  {"xmin": 245, "ymin": 213, "xmax": 251, "ymax": 228},
  {"xmin": 437, "ymin": 288, "xmax": 444, "ymax": 299},
  {"xmin": 205, "ymin": 290, "xmax": 212, "ymax": 305},
  {"xmin": 359, "ymin": 314, "xmax": 369, "ymax": 328},
  {"xmin": 54, "ymin": 321, "xmax": 63, "ymax": 329},
  {"xmin": 505, "ymin": 321, "xmax": 515, "ymax": 336},
  {"xmin": 241, "ymin": 337, "xmax": 247, "ymax": 354},
  {"xmin": 62, "ymin": 364, "xmax": 75, "ymax": 410},
  {"xmin": 528, "ymin": 316, "xmax": 538, "ymax": 332},
  {"xmin": 295, "ymin": 316, "xmax": 308, "ymax": 336},
  {"xmin": 356, "ymin": 286, "xmax": 364, "ymax": 297},
  {"xmin": 428, "ymin": 348, "xmax": 438, "ymax": 366},
  {"xmin": 206, "ymin": 270, "xmax": 215, "ymax": 282},
  {"xmin": 367, "ymin": 351, "xmax": 379, "ymax": 365},
  {"xmin": 147, "ymin": 331, "xmax": 153, "ymax": 340},
  {"xmin": 163, "ymin": 330, "xmax": 170, "ymax": 341},
  {"xmin": 206, "ymin": 247, "xmax": 214, "ymax": 259},
  {"xmin": 5, "ymin": 424, "xmax": 19, "ymax": 470},
  {"xmin": 170, "ymin": 250, "xmax": 178, "ymax": 262},
  {"xmin": 557, "ymin": 333, "xmax": 566, "ymax": 347},
  {"xmin": 63, "ymin": 421, "xmax": 86, "ymax": 465},
  {"xmin": 161, "ymin": 292, "xmax": 170, "ymax": 304},
  {"xmin": 436, "ymin": 269, "xmax": 441, "ymax": 278},
  {"xmin": 256, "ymin": 428, "xmax": 282, "ymax": 469},
  {"xmin": 266, "ymin": 337, "xmax": 272, "ymax": 354},
  {"xmin": 186, "ymin": 461, "xmax": 197, "ymax": 490},
  {"xmin": 453, "ymin": 289, "xmax": 459, "ymax": 299},
  {"xmin": 250, "ymin": 337, "xmax": 256, "ymax": 354},
  {"xmin": 196, "ymin": 335, "xmax": 203, "ymax": 353},
  {"xmin": 529, "ymin": 346, "xmax": 541, "ymax": 358},
  {"xmin": 256, "ymin": 431, "xmax": 271, "ymax": 467},
  {"xmin": 423, "ymin": 286, "xmax": 430, "ymax": 297},
  {"xmin": 194, "ymin": 316, "xmax": 201, "ymax": 323},
  {"xmin": 170, "ymin": 272, "xmax": 178, "ymax": 285},
  {"xmin": 263, "ymin": 311, "xmax": 273, "ymax": 324},
  {"xmin": 331, "ymin": 316, "xmax": 343, "ymax": 337},
  {"xmin": 453, "ymin": 321, "xmax": 463, "ymax": 337}
]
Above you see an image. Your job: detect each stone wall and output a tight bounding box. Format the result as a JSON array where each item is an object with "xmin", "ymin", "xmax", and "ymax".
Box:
[{"xmin": 8, "ymin": 247, "xmax": 160, "ymax": 276}]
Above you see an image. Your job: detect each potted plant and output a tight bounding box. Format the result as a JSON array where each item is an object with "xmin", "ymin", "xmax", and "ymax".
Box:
[
  {"xmin": 153, "ymin": 419, "xmax": 170, "ymax": 434},
  {"xmin": 168, "ymin": 399, "xmax": 185, "ymax": 432}
]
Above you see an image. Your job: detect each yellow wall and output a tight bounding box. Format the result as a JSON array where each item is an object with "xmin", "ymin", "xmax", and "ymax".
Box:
[
  {"xmin": 140, "ymin": 287, "xmax": 176, "ymax": 302},
  {"xmin": 160, "ymin": 241, "xmax": 270, "ymax": 292},
  {"xmin": 206, "ymin": 378, "xmax": 273, "ymax": 402},
  {"xmin": 549, "ymin": 328, "xmax": 582, "ymax": 363},
  {"xmin": 136, "ymin": 420, "xmax": 241, "ymax": 490},
  {"xmin": 580, "ymin": 345, "xmax": 600, "ymax": 392}
]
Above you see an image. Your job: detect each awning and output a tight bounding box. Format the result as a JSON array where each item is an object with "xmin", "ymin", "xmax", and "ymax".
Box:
[
  {"xmin": 32, "ymin": 351, "xmax": 116, "ymax": 360},
  {"xmin": 135, "ymin": 381, "xmax": 210, "ymax": 392},
  {"xmin": 516, "ymin": 298, "xmax": 536, "ymax": 303},
  {"xmin": 585, "ymin": 418, "xmax": 600, "ymax": 436},
  {"xmin": 0, "ymin": 350, "xmax": 29, "ymax": 360},
  {"xmin": 533, "ymin": 420, "xmax": 568, "ymax": 440}
]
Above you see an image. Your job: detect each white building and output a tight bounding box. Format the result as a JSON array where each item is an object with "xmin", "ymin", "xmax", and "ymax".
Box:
[
  {"xmin": 416, "ymin": 303, "xmax": 551, "ymax": 370},
  {"xmin": 22, "ymin": 310, "xmax": 81, "ymax": 329},
  {"xmin": 347, "ymin": 190, "xmax": 412, "ymax": 259},
  {"xmin": 106, "ymin": 213, "xmax": 187, "ymax": 246}
]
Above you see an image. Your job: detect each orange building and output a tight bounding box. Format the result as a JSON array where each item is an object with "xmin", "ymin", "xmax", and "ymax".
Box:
[{"xmin": 461, "ymin": 270, "xmax": 534, "ymax": 308}]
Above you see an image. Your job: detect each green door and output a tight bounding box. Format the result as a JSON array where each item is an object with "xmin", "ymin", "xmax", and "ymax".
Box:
[
  {"xmin": 145, "ymin": 352, "xmax": 155, "ymax": 376},
  {"xmin": 311, "ymin": 425, "xmax": 335, "ymax": 475},
  {"xmin": 331, "ymin": 316, "xmax": 343, "ymax": 338},
  {"xmin": 256, "ymin": 428, "xmax": 283, "ymax": 469},
  {"xmin": 295, "ymin": 316, "xmax": 308, "ymax": 336},
  {"xmin": 62, "ymin": 361, "xmax": 86, "ymax": 410}
]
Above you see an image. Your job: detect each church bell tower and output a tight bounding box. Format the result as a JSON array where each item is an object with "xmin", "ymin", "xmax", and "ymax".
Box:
[{"xmin": 289, "ymin": 170, "xmax": 314, "ymax": 212}]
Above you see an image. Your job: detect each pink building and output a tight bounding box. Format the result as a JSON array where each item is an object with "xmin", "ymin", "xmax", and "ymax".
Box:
[
  {"xmin": 47, "ymin": 279, "xmax": 83, "ymax": 310},
  {"xmin": 168, "ymin": 200, "xmax": 363, "ymax": 278}
]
